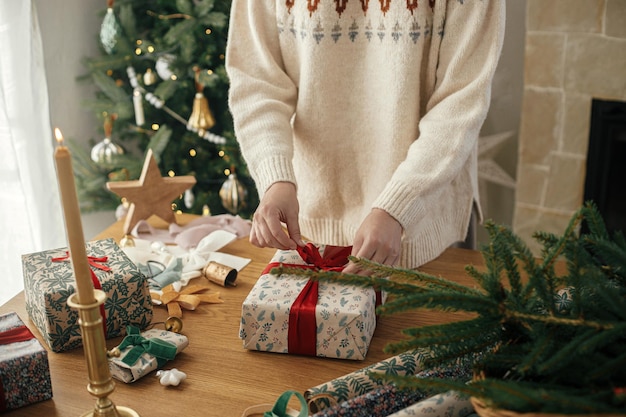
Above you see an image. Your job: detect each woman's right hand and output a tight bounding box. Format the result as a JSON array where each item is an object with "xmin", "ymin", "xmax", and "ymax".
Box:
[{"xmin": 250, "ymin": 181, "xmax": 304, "ymax": 250}]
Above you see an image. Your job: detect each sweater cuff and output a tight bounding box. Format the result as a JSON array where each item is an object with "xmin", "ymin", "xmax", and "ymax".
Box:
[
  {"xmin": 372, "ymin": 182, "xmax": 426, "ymax": 231},
  {"xmin": 251, "ymin": 155, "xmax": 297, "ymax": 199}
]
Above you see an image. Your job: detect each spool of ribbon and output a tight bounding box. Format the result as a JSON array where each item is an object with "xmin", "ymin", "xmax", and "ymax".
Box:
[
  {"xmin": 203, "ymin": 261, "xmax": 238, "ymax": 287},
  {"xmin": 117, "ymin": 326, "xmax": 178, "ymax": 368}
]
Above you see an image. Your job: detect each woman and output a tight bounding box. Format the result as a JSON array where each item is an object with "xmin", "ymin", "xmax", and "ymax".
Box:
[{"xmin": 226, "ymin": 0, "xmax": 505, "ymax": 272}]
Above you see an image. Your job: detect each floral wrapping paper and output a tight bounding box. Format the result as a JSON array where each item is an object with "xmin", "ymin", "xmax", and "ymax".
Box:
[
  {"xmin": 0, "ymin": 312, "xmax": 52, "ymax": 412},
  {"xmin": 386, "ymin": 390, "xmax": 473, "ymax": 417},
  {"xmin": 108, "ymin": 327, "xmax": 189, "ymax": 383},
  {"xmin": 306, "ymin": 349, "xmax": 433, "ymax": 412},
  {"xmin": 310, "ymin": 384, "xmax": 424, "ymax": 417},
  {"xmin": 240, "ymin": 246, "xmax": 381, "ymax": 360},
  {"xmin": 306, "ymin": 349, "xmax": 477, "ymax": 415},
  {"xmin": 22, "ymin": 238, "xmax": 153, "ymax": 353}
]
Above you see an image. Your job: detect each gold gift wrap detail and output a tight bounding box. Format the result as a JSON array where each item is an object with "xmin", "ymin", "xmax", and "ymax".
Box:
[{"xmin": 203, "ymin": 261, "xmax": 238, "ymax": 287}]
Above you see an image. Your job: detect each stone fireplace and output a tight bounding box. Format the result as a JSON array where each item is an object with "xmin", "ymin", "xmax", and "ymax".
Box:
[{"xmin": 512, "ymin": 0, "xmax": 626, "ymax": 254}]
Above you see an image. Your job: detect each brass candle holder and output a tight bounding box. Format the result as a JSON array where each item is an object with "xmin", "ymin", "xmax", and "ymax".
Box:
[{"xmin": 67, "ymin": 290, "xmax": 140, "ymax": 417}]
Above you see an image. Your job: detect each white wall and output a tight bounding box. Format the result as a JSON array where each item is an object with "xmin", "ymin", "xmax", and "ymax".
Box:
[{"xmin": 35, "ymin": 0, "xmax": 117, "ymax": 239}]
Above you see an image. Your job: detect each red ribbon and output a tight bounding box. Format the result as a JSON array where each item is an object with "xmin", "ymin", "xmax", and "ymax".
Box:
[
  {"xmin": 51, "ymin": 252, "xmax": 111, "ymax": 272},
  {"xmin": 0, "ymin": 325, "xmax": 36, "ymax": 411},
  {"xmin": 0, "ymin": 325, "xmax": 35, "ymax": 345},
  {"xmin": 264, "ymin": 243, "xmax": 352, "ymax": 356},
  {"xmin": 51, "ymin": 252, "xmax": 109, "ymax": 336}
]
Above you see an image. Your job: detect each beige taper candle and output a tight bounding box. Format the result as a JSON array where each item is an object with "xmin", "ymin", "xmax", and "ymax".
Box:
[{"xmin": 53, "ymin": 128, "xmax": 96, "ymax": 305}]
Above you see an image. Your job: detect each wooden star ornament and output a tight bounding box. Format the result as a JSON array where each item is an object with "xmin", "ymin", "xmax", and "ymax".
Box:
[{"xmin": 106, "ymin": 149, "xmax": 196, "ymax": 234}]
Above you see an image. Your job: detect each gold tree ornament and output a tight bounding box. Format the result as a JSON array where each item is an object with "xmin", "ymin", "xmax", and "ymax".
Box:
[
  {"xmin": 187, "ymin": 67, "xmax": 215, "ymax": 134},
  {"xmin": 106, "ymin": 149, "xmax": 196, "ymax": 234}
]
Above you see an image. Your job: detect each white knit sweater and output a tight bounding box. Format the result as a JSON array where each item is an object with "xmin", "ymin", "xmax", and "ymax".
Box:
[{"xmin": 226, "ymin": 0, "xmax": 505, "ymax": 268}]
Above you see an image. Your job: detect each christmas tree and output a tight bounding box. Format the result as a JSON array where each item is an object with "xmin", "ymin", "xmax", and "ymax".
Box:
[
  {"xmin": 75, "ymin": 0, "xmax": 257, "ymax": 218},
  {"xmin": 274, "ymin": 202, "xmax": 626, "ymax": 414}
]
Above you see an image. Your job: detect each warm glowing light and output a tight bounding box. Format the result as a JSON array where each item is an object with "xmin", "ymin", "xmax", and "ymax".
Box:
[
  {"xmin": 106, "ymin": 69, "xmax": 113, "ymax": 76},
  {"xmin": 168, "ymin": 170, "xmax": 175, "ymax": 177},
  {"xmin": 205, "ymin": 29, "xmax": 212, "ymax": 35},
  {"xmin": 224, "ymin": 168, "xmax": 231, "ymax": 176},
  {"xmin": 147, "ymin": 45, "xmax": 155, "ymax": 53},
  {"xmin": 135, "ymin": 48, "xmax": 142, "ymax": 55},
  {"xmin": 54, "ymin": 127, "xmax": 64, "ymax": 144},
  {"xmin": 206, "ymin": 69, "xmax": 213, "ymax": 75},
  {"xmin": 136, "ymin": 39, "xmax": 143, "ymax": 45},
  {"xmin": 171, "ymin": 75, "xmax": 178, "ymax": 81},
  {"xmin": 189, "ymin": 149, "xmax": 197, "ymax": 157},
  {"xmin": 218, "ymin": 150, "xmax": 225, "ymax": 157},
  {"xmin": 219, "ymin": 54, "xmax": 225, "ymax": 60},
  {"xmin": 151, "ymin": 124, "xmax": 159, "ymax": 130}
]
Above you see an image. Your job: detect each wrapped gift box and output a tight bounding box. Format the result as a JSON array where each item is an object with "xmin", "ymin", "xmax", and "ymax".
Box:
[
  {"xmin": 0, "ymin": 312, "xmax": 53, "ymax": 412},
  {"xmin": 22, "ymin": 238, "xmax": 153, "ymax": 353},
  {"xmin": 109, "ymin": 326, "xmax": 189, "ymax": 383},
  {"xmin": 240, "ymin": 244, "xmax": 382, "ymax": 360}
]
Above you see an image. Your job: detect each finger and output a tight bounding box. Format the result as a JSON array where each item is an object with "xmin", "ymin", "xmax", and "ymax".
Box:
[
  {"xmin": 286, "ymin": 221, "xmax": 304, "ymax": 247},
  {"xmin": 265, "ymin": 216, "xmax": 297, "ymax": 250}
]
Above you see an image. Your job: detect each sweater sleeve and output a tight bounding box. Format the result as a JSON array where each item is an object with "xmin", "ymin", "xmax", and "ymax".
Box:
[
  {"xmin": 372, "ymin": 0, "xmax": 506, "ymax": 229},
  {"xmin": 225, "ymin": 0, "xmax": 298, "ymax": 198}
]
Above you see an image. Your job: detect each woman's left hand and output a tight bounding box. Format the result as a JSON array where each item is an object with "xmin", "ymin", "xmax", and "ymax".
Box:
[{"xmin": 343, "ymin": 208, "xmax": 403, "ymax": 275}]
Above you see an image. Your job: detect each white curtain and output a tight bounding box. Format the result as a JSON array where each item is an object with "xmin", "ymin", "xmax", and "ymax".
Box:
[{"xmin": 0, "ymin": 0, "xmax": 65, "ymax": 305}]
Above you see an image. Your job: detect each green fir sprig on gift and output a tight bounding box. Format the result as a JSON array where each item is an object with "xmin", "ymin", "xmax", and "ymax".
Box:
[{"xmin": 271, "ymin": 202, "xmax": 626, "ymax": 414}]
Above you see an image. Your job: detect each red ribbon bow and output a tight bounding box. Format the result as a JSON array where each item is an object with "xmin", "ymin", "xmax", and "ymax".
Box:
[
  {"xmin": 51, "ymin": 252, "xmax": 111, "ymax": 272},
  {"xmin": 263, "ymin": 243, "xmax": 352, "ymax": 357}
]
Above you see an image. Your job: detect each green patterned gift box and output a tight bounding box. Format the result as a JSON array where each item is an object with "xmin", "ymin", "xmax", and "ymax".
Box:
[
  {"xmin": 22, "ymin": 238, "xmax": 153, "ymax": 353},
  {"xmin": 0, "ymin": 312, "xmax": 53, "ymax": 412},
  {"xmin": 108, "ymin": 326, "xmax": 189, "ymax": 383}
]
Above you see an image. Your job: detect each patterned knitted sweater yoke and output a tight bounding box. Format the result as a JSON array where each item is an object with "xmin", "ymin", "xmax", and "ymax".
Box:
[{"xmin": 226, "ymin": 0, "xmax": 505, "ymax": 268}]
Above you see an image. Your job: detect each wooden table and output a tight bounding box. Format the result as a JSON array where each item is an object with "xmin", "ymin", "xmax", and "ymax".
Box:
[{"xmin": 1, "ymin": 215, "xmax": 483, "ymax": 417}]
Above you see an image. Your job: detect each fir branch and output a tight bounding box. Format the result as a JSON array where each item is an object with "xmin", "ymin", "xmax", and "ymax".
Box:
[
  {"xmin": 378, "ymin": 292, "xmax": 499, "ymax": 317},
  {"xmin": 502, "ymin": 309, "xmax": 615, "ymax": 330}
]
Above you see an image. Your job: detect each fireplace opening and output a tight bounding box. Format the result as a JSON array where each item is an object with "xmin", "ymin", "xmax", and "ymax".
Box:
[{"xmin": 583, "ymin": 98, "xmax": 626, "ymax": 236}]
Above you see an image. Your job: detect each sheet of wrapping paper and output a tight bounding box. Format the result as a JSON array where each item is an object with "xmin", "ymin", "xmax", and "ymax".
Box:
[
  {"xmin": 108, "ymin": 328, "xmax": 189, "ymax": 383},
  {"xmin": 386, "ymin": 391, "xmax": 473, "ymax": 417},
  {"xmin": 305, "ymin": 349, "xmax": 433, "ymax": 412},
  {"xmin": 309, "ymin": 384, "xmax": 424, "ymax": 417},
  {"xmin": 306, "ymin": 349, "xmax": 477, "ymax": 413}
]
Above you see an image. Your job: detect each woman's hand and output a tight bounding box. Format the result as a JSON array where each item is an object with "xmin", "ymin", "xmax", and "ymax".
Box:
[
  {"xmin": 250, "ymin": 182, "xmax": 303, "ymax": 250},
  {"xmin": 343, "ymin": 208, "xmax": 403, "ymax": 275}
]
